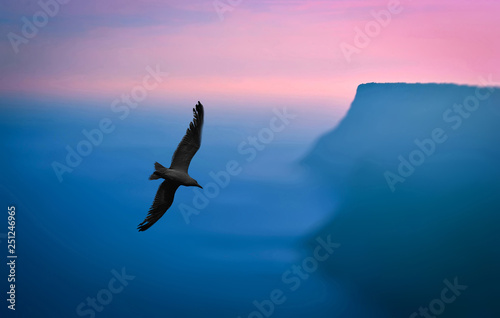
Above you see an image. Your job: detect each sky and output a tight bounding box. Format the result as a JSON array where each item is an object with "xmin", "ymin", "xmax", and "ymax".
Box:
[{"xmin": 0, "ymin": 0, "xmax": 499, "ymax": 110}]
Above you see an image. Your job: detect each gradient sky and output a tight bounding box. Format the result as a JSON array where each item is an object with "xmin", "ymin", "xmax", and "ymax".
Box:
[{"xmin": 0, "ymin": 0, "xmax": 499, "ymax": 109}]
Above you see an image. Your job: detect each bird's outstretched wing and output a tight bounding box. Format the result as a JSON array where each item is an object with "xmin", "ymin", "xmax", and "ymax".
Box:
[
  {"xmin": 170, "ymin": 102, "xmax": 204, "ymax": 172},
  {"xmin": 138, "ymin": 181, "xmax": 180, "ymax": 231}
]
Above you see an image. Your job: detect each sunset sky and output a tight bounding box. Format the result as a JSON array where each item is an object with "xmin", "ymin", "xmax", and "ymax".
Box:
[{"xmin": 1, "ymin": 0, "xmax": 499, "ymax": 109}]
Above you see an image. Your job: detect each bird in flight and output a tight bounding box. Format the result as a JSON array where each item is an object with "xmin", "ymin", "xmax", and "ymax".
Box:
[{"xmin": 138, "ymin": 102, "xmax": 204, "ymax": 231}]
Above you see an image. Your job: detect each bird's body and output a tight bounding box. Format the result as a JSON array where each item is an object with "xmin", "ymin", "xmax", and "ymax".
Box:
[
  {"xmin": 138, "ymin": 102, "xmax": 204, "ymax": 231},
  {"xmin": 150, "ymin": 162, "xmax": 199, "ymax": 187}
]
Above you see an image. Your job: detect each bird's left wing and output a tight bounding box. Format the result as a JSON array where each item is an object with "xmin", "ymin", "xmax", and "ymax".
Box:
[
  {"xmin": 170, "ymin": 102, "xmax": 204, "ymax": 172},
  {"xmin": 138, "ymin": 181, "xmax": 180, "ymax": 231}
]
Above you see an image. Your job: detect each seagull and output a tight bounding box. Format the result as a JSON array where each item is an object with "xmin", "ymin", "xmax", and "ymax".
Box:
[{"xmin": 138, "ymin": 102, "xmax": 204, "ymax": 231}]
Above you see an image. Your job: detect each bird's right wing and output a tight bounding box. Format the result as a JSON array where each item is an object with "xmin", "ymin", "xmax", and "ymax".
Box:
[
  {"xmin": 138, "ymin": 181, "xmax": 179, "ymax": 231},
  {"xmin": 170, "ymin": 102, "xmax": 204, "ymax": 172}
]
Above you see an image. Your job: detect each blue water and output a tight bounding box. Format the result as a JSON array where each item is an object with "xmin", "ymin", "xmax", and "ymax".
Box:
[
  {"xmin": 5, "ymin": 86, "xmax": 498, "ymax": 317},
  {"xmin": 0, "ymin": 96, "xmax": 348, "ymax": 318}
]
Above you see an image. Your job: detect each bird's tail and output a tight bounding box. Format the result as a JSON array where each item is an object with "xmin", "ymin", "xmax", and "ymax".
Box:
[
  {"xmin": 149, "ymin": 162, "xmax": 166, "ymax": 180},
  {"xmin": 149, "ymin": 173, "xmax": 160, "ymax": 180}
]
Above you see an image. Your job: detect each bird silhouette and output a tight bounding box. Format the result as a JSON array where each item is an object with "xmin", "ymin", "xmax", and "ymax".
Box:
[{"xmin": 138, "ymin": 102, "xmax": 204, "ymax": 231}]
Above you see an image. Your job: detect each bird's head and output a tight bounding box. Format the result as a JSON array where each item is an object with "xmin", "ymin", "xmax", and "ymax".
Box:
[{"xmin": 194, "ymin": 180, "xmax": 203, "ymax": 189}]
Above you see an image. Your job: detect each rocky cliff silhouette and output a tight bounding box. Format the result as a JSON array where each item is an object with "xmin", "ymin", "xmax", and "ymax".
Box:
[{"xmin": 303, "ymin": 82, "xmax": 500, "ymax": 317}]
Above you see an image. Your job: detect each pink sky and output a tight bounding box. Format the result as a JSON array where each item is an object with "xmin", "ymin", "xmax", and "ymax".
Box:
[{"xmin": 0, "ymin": 0, "xmax": 499, "ymax": 109}]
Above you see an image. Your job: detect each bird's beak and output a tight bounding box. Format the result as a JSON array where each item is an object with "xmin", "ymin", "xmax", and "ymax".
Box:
[{"xmin": 197, "ymin": 184, "xmax": 203, "ymax": 189}]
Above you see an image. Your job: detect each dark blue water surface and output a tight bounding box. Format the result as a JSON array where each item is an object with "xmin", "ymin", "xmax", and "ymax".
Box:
[
  {"xmin": 0, "ymin": 96, "xmax": 347, "ymax": 318},
  {"xmin": 2, "ymin": 84, "xmax": 499, "ymax": 318}
]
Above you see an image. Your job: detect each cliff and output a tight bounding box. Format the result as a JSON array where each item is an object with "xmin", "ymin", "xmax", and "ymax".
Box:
[{"xmin": 304, "ymin": 83, "xmax": 500, "ymax": 317}]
